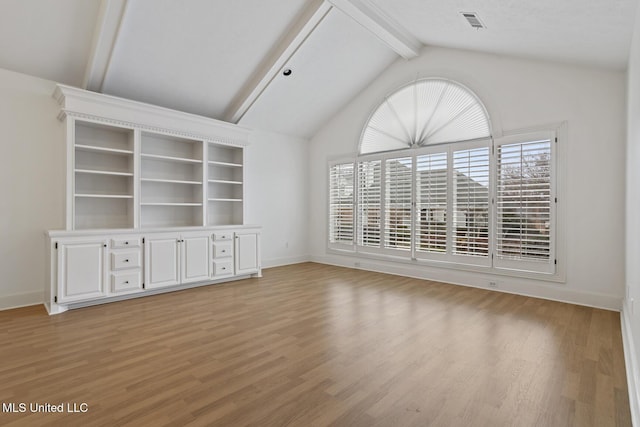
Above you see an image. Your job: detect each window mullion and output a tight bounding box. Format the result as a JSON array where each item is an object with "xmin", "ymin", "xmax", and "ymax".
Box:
[
  {"xmin": 411, "ymin": 155, "xmax": 417, "ymax": 260},
  {"xmin": 446, "ymin": 146, "xmax": 454, "ymax": 256},
  {"xmin": 380, "ymin": 159, "xmax": 386, "ymax": 250},
  {"xmin": 490, "ymin": 138, "xmax": 497, "ymax": 267}
]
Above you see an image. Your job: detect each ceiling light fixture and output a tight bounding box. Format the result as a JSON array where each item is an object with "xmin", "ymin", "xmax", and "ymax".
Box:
[
  {"xmin": 283, "ymin": 68, "xmax": 292, "ymax": 76},
  {"xmin": 461, "ymin": 12, "xmax": 486, "ymax": 29}
]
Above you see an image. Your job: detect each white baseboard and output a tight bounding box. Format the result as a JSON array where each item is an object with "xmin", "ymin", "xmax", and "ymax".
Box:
[
  {"xmin": 0, "ymin": 290, "xmax": 44, "ymax": 311},
  {"xmin": 262, "ymin": 255, "xmax": 311, "ymax": 269},
  {"xmin": 622, "ymin": 303, "xmax": 640, "ymax": 426},
  {"xmin": 310, "ymin": 254, "xmax": 622, "ymax": 311}
]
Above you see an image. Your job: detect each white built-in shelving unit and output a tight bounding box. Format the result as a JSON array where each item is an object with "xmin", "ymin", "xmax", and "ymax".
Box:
[
  {"xmin": 47, "ymin": 85, "xmax": 261, "ymax": 316},
  {"xmin": 54, "ymin": 85, "xmax": 250, "ymax": 230}
]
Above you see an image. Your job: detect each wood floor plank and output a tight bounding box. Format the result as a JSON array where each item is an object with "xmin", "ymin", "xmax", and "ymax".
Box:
[{"xmin": 0, "ymin": 262, "xmax": 632, "ymax": 426}]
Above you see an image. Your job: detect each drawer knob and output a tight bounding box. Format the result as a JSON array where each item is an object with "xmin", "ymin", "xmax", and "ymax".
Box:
[
  {"xmin": 124, "ymin": 281, "xmax": 129, "ymax": 284},
  {"xmin": 125, "ymin": 242, "xmax": 129, "ymax": 245},
  {"xmin": 221, "ymin": 249, "xmax": 226, "ymax": 253},
  {"xmin": 222, "ymin": 267, "xmax": 226, "ymax": 270},
  {"xmin": 124, "ymin": 259, "xmax": 129, "ymax": 263}
]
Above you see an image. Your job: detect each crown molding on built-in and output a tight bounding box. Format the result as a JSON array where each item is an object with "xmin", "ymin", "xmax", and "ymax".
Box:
[{"xmin": 54, "ymin": 84, "xmax": 251, "ymax": 146}]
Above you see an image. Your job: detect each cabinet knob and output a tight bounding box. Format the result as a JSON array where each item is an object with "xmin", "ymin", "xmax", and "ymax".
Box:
[
  {"xmin": 222, "ymin": 267, "xmax": 226, "ymax": 270},
  {"xmin": 221, "ymin": 249, "xmax": 226, "ymax": 253},
  {"xmin": 125, "ymin": 241, "xmax": 129, "ymax": 245},
  {"xmin": 124, "ymin": 259, "xmax": 129, "ymax": 263},
  {"xmin": 124, "ymin": 281, "xmax": 129, "ymax": 284}
]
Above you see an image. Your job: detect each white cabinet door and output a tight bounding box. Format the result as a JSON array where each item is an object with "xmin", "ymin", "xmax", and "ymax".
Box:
[
  {"xmin": 235, "ymin": 232, "xmax": 260, "ymax": 275},
  {"xmin": 145, "ymin": 234, "xmax": 180, "ymax": 289},
  {"xmin": 57, "ymin": 239, "xmax": 107, "ymax": 303},
  {"xmin": 180, "ymin": 233, "xmax": 210, "ymax": 284}
]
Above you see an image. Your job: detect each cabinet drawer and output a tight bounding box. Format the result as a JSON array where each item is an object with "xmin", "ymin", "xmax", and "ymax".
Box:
[
  {"xmin": 111, "ymin": 251, "xmax": 141, "ymax": 270},
  {"xmin": 111, "ymin": 237, "xmax": 141, "ymax": 249},
  {"xmin": 213, "ymin": 260, "xmax": 233, "ymax": 277},
  {"xmin": 213, "ymin": 241, "xmax": 233, "ymax": 258},
  {"xmin": 111, "ymin": 271, "xmax": 142, "ymax": 293},
  {"xmin": 212, "ymin": 232, "xmax": 232, "ymax": 241}
]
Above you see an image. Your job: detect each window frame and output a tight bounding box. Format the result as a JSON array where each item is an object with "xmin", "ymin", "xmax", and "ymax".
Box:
[
  {"xmin": 326, "ymin": 125, "xmax": 565, "ymax": 281},
  {"xmin": 327, "ymin": 158, "xmax": 356, "ymax": 252},
  {"xmin": 493, "ymin": 130, "xmax": 557, "ymax": 274}
]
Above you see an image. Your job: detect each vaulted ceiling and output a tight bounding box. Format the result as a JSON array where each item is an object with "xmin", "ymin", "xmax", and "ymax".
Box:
[{"xmin": 0, "ymin": 0, "xmax": 637, "ymax": 138}]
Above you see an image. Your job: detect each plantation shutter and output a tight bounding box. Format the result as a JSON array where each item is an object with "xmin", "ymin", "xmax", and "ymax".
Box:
[
  {"xmin": 452, "ymin": 147, "xmax": 490, "ymax": 260},
  {"xmin": 495, "ymin": 133, "xmax": 554, "ymax": 273},
  {"xmin": 415, "ymin": 152, "xmax": 448, "ymax": 256},
  {"xmin": 328, "ymin": 162, "xmax": 354, "ymax": 247},
  {"xmin": 357, "ymin": 160, "xmax": 382, "ymax": 248},
  {"xmin": 384, "ymin": 157, "xmax": 413, "ymax": 250}
]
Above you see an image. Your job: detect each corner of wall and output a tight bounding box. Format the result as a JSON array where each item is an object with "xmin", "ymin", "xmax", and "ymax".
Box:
[{"xmin": 622, "ymin": 303, "xmax": 640, "ymax": 426}]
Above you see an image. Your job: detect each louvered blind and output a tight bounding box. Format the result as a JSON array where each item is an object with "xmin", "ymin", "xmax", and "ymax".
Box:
[
  {"xmin": 415, "ymin": 152, "xmax": 448, "ymax": 253},
  {"xmin": 452, "ymin": 147, "xmax": 490, "ymax": 257},
  {"xmin": 357, "ymin": 160, "xmax": 382, "ymax": 247},
  {"xmin": 497, "ymin": 138, "xmax": 552, "ymax": 262},
  {"xmin": 384, "ymin": 157, "xmax": 412, "ymax": 250},
  {"xmin": 329, "ymin": 162, "xmax": 354, "ymax": 245},
  {"xmin": 360, "ymin": 79, "xmax": 491, "ymax": 154}
]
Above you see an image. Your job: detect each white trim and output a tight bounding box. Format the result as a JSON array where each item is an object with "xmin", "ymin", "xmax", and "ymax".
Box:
[
  {"xmin": 53, "ymin": 85, "xmax": 251, "ymax": 144},
  {"xmin": 0, "ymin": 291, "xmax": 44, "ymax": 311},
  {"xmin": 327, "ymin": 0, "xmax": 420, "ymax": 59},
  {"xmin": 47, "ymin": 225, "xmax": 261, "ymax": 239},
  {"xmin": 622, "ymin": 303, "xmax": 640, "ymax": 426},
  {"xmin": 311, "ymin": 254, "xmax": 621, "ymax": 311},
  {"xmin": 262, "ymin": 255, "xmax": 311, "ymax": 269},
  {"xmin": 328, "ymin": 246, "xmax": 564, "ymax": 283}
]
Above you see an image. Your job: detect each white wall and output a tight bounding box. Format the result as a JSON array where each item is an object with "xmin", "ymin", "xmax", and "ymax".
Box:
[
  {"xmin": 624, "ymin": 2, "xmax": 640, "ymax": 423},
  {"xmin": 0, "ymin": 68, "xmax": 65, "ymax": 310},
  {"xmin": 309, "ymin": 46, "xmax": 626, "ymax": 310},
  {"xmin": 245, "ymin": 130, "xmax": 309, "ymax": 268}
]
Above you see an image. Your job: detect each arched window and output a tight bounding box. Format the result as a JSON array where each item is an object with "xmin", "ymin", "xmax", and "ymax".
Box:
[
  {"xmin": 359, "ymin": 79, "xmax": 491, "ymax": 154},
  {"xmin": 329, "ymin": 78, "xmax": 557, "ymax": 276}
]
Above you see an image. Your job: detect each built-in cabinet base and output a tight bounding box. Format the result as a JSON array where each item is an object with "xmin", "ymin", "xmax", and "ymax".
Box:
[{"xmin": 46, "ymin": 226, "xmax": 261, "ymax": 314}]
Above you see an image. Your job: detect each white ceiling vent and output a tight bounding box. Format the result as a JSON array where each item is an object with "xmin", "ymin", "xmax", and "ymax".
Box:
[{"xmin": 461, "ymin": 12, "xmax": 486, "ymax": 29}]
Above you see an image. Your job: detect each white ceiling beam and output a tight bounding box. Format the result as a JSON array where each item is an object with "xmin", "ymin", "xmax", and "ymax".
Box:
[
  {"xmin": 82, "ymin": 0, "xmax": 128, "ymax": 92},
  {"xmin": 224, "ymin": 0, "xmax": 332, "ymax": 124},
  {"xmin": 326, "ymin": 0, "xmax": 421, "ymax": 59}
]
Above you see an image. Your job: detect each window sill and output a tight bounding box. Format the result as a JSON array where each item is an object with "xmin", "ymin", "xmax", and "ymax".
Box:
[{"xmin": 326, "ymin": 246, "xmax": 566, "ymax": 284}]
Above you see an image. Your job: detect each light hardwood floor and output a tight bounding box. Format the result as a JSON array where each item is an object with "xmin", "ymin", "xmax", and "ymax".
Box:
[{"xmin": 0, "ymin": 263, "xmax": 632, "ymax": 426}]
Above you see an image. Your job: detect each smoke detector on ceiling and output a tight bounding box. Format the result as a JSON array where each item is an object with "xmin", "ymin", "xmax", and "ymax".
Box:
[{"xmin": 461, "ymin": 12, "xmax": 486, "ymax": 29}]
